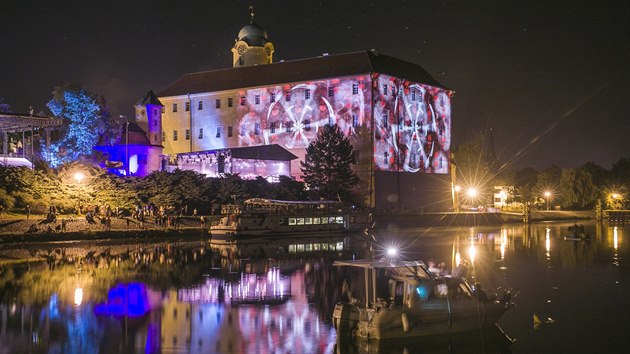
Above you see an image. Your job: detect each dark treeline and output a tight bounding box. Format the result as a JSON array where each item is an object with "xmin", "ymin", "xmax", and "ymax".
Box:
[
  {"xmin": 0, "ymin": 163, "xmax": 306, "ymax": 215},
  {"xmin": 504, "ymin": 157, "xmax": 630, "ymax": 210}
]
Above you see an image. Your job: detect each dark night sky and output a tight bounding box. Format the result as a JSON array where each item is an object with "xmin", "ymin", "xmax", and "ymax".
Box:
[{"xmin": 1, "ymin": 0, "xmax": 629, "ymax": 171}]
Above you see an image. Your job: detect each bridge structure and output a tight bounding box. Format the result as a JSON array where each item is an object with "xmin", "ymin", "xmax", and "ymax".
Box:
[{"xmin": 0, "ymin": 112, "xmax": 63, "ymax": 168}]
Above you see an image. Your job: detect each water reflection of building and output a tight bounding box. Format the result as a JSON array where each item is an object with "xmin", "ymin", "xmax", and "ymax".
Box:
[{"xmin": 167, "ymin": 266, "xmax": 333, "ymax": 353}]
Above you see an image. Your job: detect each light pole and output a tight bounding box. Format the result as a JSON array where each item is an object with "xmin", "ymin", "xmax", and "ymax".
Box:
[
  {"xmin": 125, "ymin": 120, "xmax": 130, "ymax": 176},
  {"xmin": 544, "ymin": 191, "xmax": 551, "ymax": 211}
]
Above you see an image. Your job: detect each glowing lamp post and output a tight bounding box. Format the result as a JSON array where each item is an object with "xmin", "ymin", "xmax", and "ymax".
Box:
[{"xmin": 544, "ymin": 191, "xmax": 551, "ymax": 211}]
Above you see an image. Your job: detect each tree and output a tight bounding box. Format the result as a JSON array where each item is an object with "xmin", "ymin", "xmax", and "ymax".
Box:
[
  {"xmin": 42, "ymin": 85, "xmax": 118, "ymax": 167},
  {"xmin": 559, "ymin": 167, "xmax": 597, "ymax": 209},
  {"xmin": 452, "ymin": 131, "xmax": 495, "ymax": 199},
  {"xmin": 0, "ymin": 97, "xmax": 12, "ymax": 113},
  {"xmin": 301, "ymin": 124, "xmax": 358, "ymax": 201}
]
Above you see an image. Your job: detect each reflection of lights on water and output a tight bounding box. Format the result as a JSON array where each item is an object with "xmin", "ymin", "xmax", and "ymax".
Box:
[
  {"xmin": 468, "ymin": 243, "xmax": 476, "ymax": 264},
  {"xmin": 614, "ymin": 226, "xmax": 618, "ymax": 251},
  {"xmin": 74, "ymin": 287, "xmax": 83, "ymax": 306},
  {"xmin": 545, "ymin": 228, "xmax": 551, "ymax": 260},
  {"xmin": 500, "ymin": 229, "xmax": 508, "ymax": 261}
]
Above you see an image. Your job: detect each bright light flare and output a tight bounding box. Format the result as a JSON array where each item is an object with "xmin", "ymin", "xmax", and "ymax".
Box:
[
  {"xmin": 387, "ymin": 247, "xmax": 398, "ymax": 258},
  {"xmin": 74, "ymin": 172, "xmax": 85, "ymax": 183},
  {"xmin": 466, "ymin": 188, "xmax": 478, "ymax": 198}
]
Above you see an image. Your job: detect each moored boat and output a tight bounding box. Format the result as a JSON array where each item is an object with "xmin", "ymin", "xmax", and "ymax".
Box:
[
  {"xmin": 210, "ymin": 198, "xmax": 351, "ymax": 239},
  {"xmin": 332, "ymin": 259, "xmax": 515, "ymax": 340}
]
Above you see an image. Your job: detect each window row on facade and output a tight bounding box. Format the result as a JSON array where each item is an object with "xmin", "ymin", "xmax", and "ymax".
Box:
[
  {"xmin": 166, "ymin": 83, "xmax": 365, "ymax": 113},
  {"xmin": 165, "ymin": 127, "xmax": 235, "ymax": 142}
]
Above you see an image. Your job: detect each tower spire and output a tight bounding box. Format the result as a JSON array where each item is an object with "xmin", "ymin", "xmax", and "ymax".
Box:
[{"xmin": 249, "ymin": 5, "xmax": 255, "ymax": 23}]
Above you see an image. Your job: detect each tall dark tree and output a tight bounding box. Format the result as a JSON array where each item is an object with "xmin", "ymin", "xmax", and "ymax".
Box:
[
  {"xmin": 452, "ymin": 130, "xmax": 495, "ymax": 194},
  {"xmin": 301, "ymin": 124, "xmax": 358, "ymax": 201}
]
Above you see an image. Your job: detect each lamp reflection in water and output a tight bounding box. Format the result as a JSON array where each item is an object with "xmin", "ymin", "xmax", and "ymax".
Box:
[
  {"xmin": 500, "ymin": 229, "xmax": 508, "ymax": 261},
  {"xmin": 74, "ymin": 287, "xmax": 83, "ymax": 306},
  {"xmin": 545, "ymin": 228, "xmax": 551, "ymax": 260}
]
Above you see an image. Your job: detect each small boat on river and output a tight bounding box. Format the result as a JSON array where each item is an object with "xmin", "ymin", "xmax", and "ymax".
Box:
[
  {"xmin": 332, "ymin": 259, "xmax": 515, "ymax": 340},
  {"xmin": 210, "ymin": 198, "xmax": 351, "ymax": 239}
]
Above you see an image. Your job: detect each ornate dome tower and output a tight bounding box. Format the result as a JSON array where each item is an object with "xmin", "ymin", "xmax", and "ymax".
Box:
[{"xmin": 231, "ymin": 7, "xmax": 274, "ymax": 67}]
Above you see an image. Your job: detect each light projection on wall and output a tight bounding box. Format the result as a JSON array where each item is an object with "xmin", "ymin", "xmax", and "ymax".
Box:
[
  {"xmin": 236, "ymin": 76, "xmax": 370, "ymax": 149},
  {"xmin": 373, "ymin": 73, "xmax": 451, "ymax": 174}
]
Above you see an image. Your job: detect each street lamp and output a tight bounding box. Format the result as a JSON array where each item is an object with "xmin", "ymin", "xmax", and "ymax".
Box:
[{"xmin": 544, "ymin": 191, "xmax": 551, "ymax": 211}]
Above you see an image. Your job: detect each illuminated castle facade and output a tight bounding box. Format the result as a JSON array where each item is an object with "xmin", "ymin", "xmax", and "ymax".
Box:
[{"xmin": 137, "ymin": 15, "xmax": 453, "ymax": 210}]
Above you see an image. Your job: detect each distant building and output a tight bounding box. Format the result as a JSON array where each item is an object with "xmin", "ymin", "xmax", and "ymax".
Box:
[{"xmin": 128, "ymin": 13, "xmax": 454, "ymax": 210}]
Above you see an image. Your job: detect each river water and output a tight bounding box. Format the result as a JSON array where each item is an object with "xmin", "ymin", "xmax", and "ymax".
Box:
[{"xmin": 0, "ymin": 221, "xmax": 628, "ymax": 353}]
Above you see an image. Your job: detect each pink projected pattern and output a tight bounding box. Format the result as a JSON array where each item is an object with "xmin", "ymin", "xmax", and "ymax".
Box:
[
  {"xmin": 236, "ymin": 76, "xmax": 370, "ymax": 149},
  {"xmin": 373, "ymin": 73, "xmax": 451, "ymax": 174}
]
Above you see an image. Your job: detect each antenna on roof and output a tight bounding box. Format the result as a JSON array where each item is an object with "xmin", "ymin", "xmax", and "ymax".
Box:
[{"xmin": 249, "ymin": 5, "xmax": 255, "ymax": 23}]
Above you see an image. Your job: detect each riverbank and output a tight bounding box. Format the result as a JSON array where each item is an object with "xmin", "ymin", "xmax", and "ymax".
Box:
[
  {"xmin": 373, "ymin": 210, "xmax": 595, "ymax": 228},
  {"xmin": 0, "ymin": 210, "xmax": 595, "ymax": 243},
  {"xmin": 0, "ymin": 214, "xmax": 212, "ymax": 244}
]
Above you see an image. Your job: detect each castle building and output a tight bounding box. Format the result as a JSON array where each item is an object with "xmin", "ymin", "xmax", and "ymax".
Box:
[{"xmin": 135, "ymin": 14, "xmax": 453, "ymax": 210}]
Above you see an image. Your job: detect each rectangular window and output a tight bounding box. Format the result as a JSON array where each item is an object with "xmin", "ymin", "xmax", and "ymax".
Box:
[
  {"xmin": 305, "ymin": 89, "xmax": 310, "ymax": 99},
  {"xmin": 383, "ymin": 151, "xmax": 388, "ymax": 165},
  {"xmin": 198, "ymin": 101, "xmax": 203, "ymax": 110},
  {"xmin": 228, "ymin": 97, "xmax": 233, "ymax": 107},
  {"xmin": 185, "ymin": 129, "xmax": 190, "ymax": 140},
  {"xmin": 153, "ymin": 119, "xmax": 157, "ymax": 127},
  {"xmin": 216, "ymin": 126, "xmax": 221, "ymax": 138},
  {"xmin": 185, "ymin": 102, "xmax": 190, "ymax": 111},
  {"xmin": 162, "ymin": 131, "xmax": 165, "ymax": 142},
  {"xmin": 328, "ymin": 86, "xmax": 334, "ymax": 97},
  {"xmin": 228, "ymin": 126, "xmax": 233, "ymax": 137},
  {"xmin": 411, "ymin": 91, "xmax": 416, "ymax": 101},
  {"xmin": 173, "ymin": 130, "xmax": 178, "ymax": 141},
  {"xmin": 285, "ymin": 91, "xmax": 291, "ymax": 102},
  {"xmin": 382, "ymin": 111, "xmax": 388, "ymax": 128},
  {"xmin": 255, "ymin": 94, "xmax": 260, "ymax": 105},
  {"xmin": 172, "ymin": 103, "xmax": 178, "ymax": 112},
  {"xmin": 240, "ymin": 96, "xmax": 246, "ymax": 106},
  {"xmin": 383, "ymin": 85, "xmax": 388, "ymax": 95},
  {"xmin": 352, "ymin": 114, "xmax": 359, "ymax": 127},
  {"xmin": 352, "ymin": 83, "xmax": 358, "ymax": 95},
  {"xmin": 254, "ymin": 123, "xmax": 261, "ymax": 135},
  {"xmin": 270, "ymin": 122, "xmax": 276, "ymax": 134},
  {"xmin": 304, "ymin": 119, "xmax": 311, "ymax": 131},
  {"xmin": 285, "ymin": 121, "xmax": 292, "ymax": 133},
  {"xmin": 271, "ymin": 93, "xmax": 276, "ymax": 102},
  {"xmin": 215, "ymin": 99, "xmax": 221, "ymax": 109},
  {"xmin": 198, "ymin": 128, "xmax": 203, "ymax": 139}
]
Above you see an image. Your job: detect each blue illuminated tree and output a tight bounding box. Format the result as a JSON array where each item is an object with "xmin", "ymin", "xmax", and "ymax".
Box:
[
  {"xmin": 43, "ymin": 85, "xmax": 115, "ymax": 167},
  {"xmin": 0, "ymin": 97, "xmax": 12, "ymax": 113}
]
